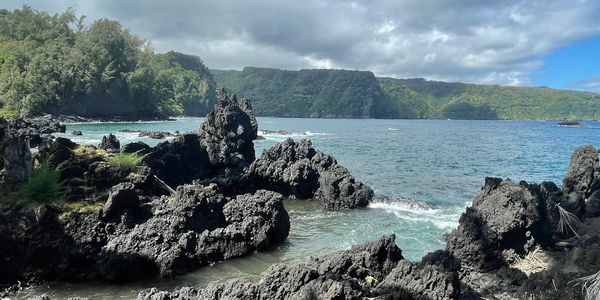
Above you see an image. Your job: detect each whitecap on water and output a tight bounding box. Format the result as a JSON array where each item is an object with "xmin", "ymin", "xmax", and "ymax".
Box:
[{"xmin": 369, "ymin": 196, "xmax": 460, "ymax": 230}]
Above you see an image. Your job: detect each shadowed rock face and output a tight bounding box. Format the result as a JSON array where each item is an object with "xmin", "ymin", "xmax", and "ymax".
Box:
[
  {"xmin": 446, "ymin": 178, "xmax": 551, "ymax": 271},
  {"xmin": 247, "ymin": 138, "xmax": 374, "ymax": 208},
  {"xmin": 563, "ymin": 145, "xmax": 600, "ymax": 217},
  {"xmin": 0, "ymin": 117, "xmax": 33, "ymax": 192}
]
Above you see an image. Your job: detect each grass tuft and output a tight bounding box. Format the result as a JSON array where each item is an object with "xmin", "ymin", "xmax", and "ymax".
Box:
[
  {"xmin": 106, "ymin": 149, "xmax": 144, "ymax": 170},
  {"xmin": 22, "ymin": 160, "xmax": 63, "ymax": 204},
  {"xmin": 73, "ymin": 145, "xmax": 108, "ymax": 159},
  {"xmin": 572, "ymin": 270, "xmax": 600, "ymax": 300},
  {"xmin": 556, "ymin": 203, "xmax": 581, "ymax": 237}
]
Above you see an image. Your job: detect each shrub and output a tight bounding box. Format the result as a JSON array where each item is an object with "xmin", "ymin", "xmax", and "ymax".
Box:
[
  {"xmin": 106, "ymin": 150, "xmax": 144, "ymax": 169},
  {"xmin": 22, "ymin": 161, "xmax": 63, "ymax": 203}
]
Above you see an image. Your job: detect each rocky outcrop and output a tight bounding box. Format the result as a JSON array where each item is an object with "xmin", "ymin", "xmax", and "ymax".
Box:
[
  {"xmin": 99, "ymin": 187, "xmax": 288, "ymax": 281},
  {"xmin": 446, "ymin": 178, "xmax": 551, "ymax": 271},
  {"xmin": 0, "ymin": 117, "xmax": 33, "ymax": 193},
  {"xmin": 99, "ymin": 134, "xmax": 120, "ymax": 152},
  {"xmin": 143, "ymin": 134, "xmax": 211, "ymax": 188},
  {"xmin": 143, "ymin": 90, "xmax": 258, "ymax": 188},
  {"xmin": 199, "ymin": 89, "xmax": 257, "ymax": 174},
  {"xmin": 138, "ymin": 235, "xmax": 460, "ymax": 300},
  {"xmin": 247, "ymin": 138, "xmax": 373, "ymax": 208},
  {"xmin": 0, "ymin": 185, "xmax": 290, "ymax": 284},
  {"xmin": 563, "ymin": 145, "xmax": 600, "ymax": 217}
]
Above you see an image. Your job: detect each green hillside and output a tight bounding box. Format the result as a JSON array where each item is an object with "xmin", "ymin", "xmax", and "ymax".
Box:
[
  {"xmin": 213, "ymin": 68, "xmax": 600, "ymax": 120},
  {"xmin": 0, "ymin": 6, "xmax": 216, "ymax": 119},
  {"xmin": 378, "ymin": 78, "xmax": 600, "ymax": 120},
  {"xmin": 211, "ymin": 68, "xmax": 432, "ymax": 118}
]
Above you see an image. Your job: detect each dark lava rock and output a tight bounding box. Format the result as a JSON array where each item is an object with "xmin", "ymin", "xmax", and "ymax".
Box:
[
  {"xmin": 0, "ymin": 185, "xmax": 290, "ymax": 285},
  {"xmin": 99, "ymin": 186, "xmax": 289, "ymax": 281},
  {"xmin": 139, "ymin": 235, "xmax": 460, "ymax": 300},
  {"xmin": 239, "ymin": 98, "xmax": 258, "ymax": 136},
  {"xmin": 138, "ymin": 131, "xmax": 174, "ymax": 139},
  {"xmin": 72, "ymin": 131, "xmax": 83, "ymax": 136},
  {"xmin": 102, "ymin": 183, "xmax": 139, "ymax": 220},
  {"xmin": 446, "ymin": 178, "xmax": 551, "ymax": 271},
  {"xmin": 122, "ymin": 141, "xmax": 151, "ymax": 155},
  {"xmin": 144, "ymin": 134, "xmax": 210, "ymax": 188},
  {"xmin": 558, "ymin": 119, "xmax": 581, "ymax": 126},
  {"xmin": 247, "ymin": 138, "xmax": 373, "ymax": 209},
  {"xmin": 99, "ymin": 134, "xmax": 120, "ymax": 152},
  {"xmin": 563, "ymin": 145, "xmax": 600, "ymax": 217},
  {"xmin": 199, "ymin": 89, "xmax": 257, "ymax": 173}
]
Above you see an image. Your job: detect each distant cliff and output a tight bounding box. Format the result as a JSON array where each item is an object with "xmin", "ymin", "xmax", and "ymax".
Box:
[{"xmin": 213, "ymin": 68, "xmax": 600, "ymax": 120}]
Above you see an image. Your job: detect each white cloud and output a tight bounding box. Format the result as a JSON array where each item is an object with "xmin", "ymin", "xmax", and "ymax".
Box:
[{"xmin": 6, "ymin": 0, "xmax": 600, "ymax": 86}]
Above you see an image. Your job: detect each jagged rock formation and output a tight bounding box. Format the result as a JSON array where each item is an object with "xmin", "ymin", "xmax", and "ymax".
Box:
[
  {"xmin": 99, "ymin": 134, "xmax": 121, "ymax": 152},
  {"xmin": 199, "ymin": 89, "xmax": 257, "ymax": 174},
  {"xmin": 446, "ymin": 178, "xmax": 551, "ymax": 271},
  {"xmin": 0, "ymin": 117, "xmax": 33, "ymax": 193},
  {"xmin": 98, "ymin": 186, "xmax": 289, "ymax": 281},
  {"xmin": 563, "ymin": 145, "xmax": 600, "ymax": 217},
  {"xmin": 247, "ymin": 138, "xmax": 374, "ymax": 208},
  {"xmin": 0, "ymin": 185, "xmax": 289, "ymax": 284},
  {"xmin": 144, "ymin": 89, "xmax": 258, "ymax": 188},
  {"xmin": 138, "ymin": 235, "xmax": 459, "ymax": 300}
]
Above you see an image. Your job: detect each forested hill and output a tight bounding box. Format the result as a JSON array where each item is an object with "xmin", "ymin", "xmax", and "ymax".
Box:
[
  {"xmin": 212, "ymin": 68, "xmax": 386, "ymax": 118},
  {"xmin": 213, "ymin": 68, "xmax": 600, "ymax": 120},
  {"xmin": 0, "ymin": 6, "xmax": 216, "ymax": 119}
]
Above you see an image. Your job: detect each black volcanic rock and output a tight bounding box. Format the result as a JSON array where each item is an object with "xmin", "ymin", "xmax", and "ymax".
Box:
[
  {"xmin": 445, "ymin": 178, "xmax": 551, "ymax": 271},
  {"xmin": 247, "ymin": 138, "xmax": 373, "ymax": 209},
  {"xmin": 98, "ymin": 186, "xmax": 289, "ymax": 281},
  {"xmin": 143, "ymin": 134, "xmax": 210, "ymax": 188},
  {"xmin": 199, "ymin": 89, "xmax": 257, "ymax": 174},
  {"xmin": 144, "ymin": 90, "xmax": 258, "ymax": 188},
  {"xmin": 122, "ymin": 141, "xmax": 151, "ymax": 155},
  {"xmin": 99, "ymin": 134, "xmax": 120, "ymax": 152},
  {"xmin": 102, "ymin": 182, "xmax": 139, "ymax": 220},
  {"xmin": 563, "ymin": 145, "xmax": 600, "ymax": 217},
  {"xmin": 138, "ymin": 235, "xmax": 460, "ymax": 300}
]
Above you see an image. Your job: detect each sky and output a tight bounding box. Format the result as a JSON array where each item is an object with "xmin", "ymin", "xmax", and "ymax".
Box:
[{"xmin": 4, "ymin": 0, "xmax": 600, "ymax": 91}]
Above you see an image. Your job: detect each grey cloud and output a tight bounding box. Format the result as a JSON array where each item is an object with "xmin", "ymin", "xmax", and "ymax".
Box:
[{"xmin": 6, "ymin": 0, "xmax": 600, "ymax": 86}]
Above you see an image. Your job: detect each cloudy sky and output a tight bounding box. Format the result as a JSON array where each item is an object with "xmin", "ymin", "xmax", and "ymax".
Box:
[{"xmin": 5, "ymin": 0, "xmax": 600, "ymax": 90}]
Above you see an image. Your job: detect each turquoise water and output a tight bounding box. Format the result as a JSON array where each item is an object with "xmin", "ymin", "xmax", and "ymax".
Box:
[{"xmin": 23, "ymin": 118, "xmax": 600, "ymax": 299}]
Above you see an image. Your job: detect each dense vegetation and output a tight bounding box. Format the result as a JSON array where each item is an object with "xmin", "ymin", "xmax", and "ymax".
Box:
[
  {"xmin": 214, "ymin": 69, "xmax": 600, "ymax": 120},
  {"xmin": 0, "ymin": 6, "xmax": 216, "ymax": 119},
  {"xmin": 378, "ymin": 78, "xmax": 600, "ymax": 120}
]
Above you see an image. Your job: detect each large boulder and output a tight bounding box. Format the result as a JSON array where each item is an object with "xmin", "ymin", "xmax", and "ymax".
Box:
[
  {"xmin": 247, "ymin": 138, "xmax": 373, "ymax": 209},
  {"xmin": 563, "ymin": 145, "xmax": 600, "ymax": 217},
  {"xmin": 99, "ymin": 134, "xmax": 120, "ymax": 152},
  {"xmin": 98, "ymin": 186, "xmax": 289, "ymax": 281},
  {"xmin": 446, "ymin": 178, "xmax": 551, "ymax": 271},
  {"xmin": 199, "ymin": 89, "xmax": 257, "ymax": 174},
  {"xmin": 144, "ymin": 134, "xmax": 211, "ymax": 188},
  {"xmin": 102, "ymin": 182, "xmax": 140, "ymax": 220}
]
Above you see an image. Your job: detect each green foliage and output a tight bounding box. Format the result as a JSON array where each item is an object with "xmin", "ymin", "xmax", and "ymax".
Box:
[
  {"xmin": 22, "ymin": 160, "xmax": 63, "ymax": 204},
  {"xmin": 106, "ymin": 150, "xmax": 144, "ymax": 170},
  {"xmin": 379, "ymin": 77, "xmax": 600, "ymax": 120},
  {"xmin": 0, "ymin": 6, "xmax": 216, "ymax": 118},
  {"xmin": 214, "ymin": 68, "xmax": 600, "ymax": 120},
  {"xmin": 212, "ymin": 67, "xmax": 428, "ymax": 118}
]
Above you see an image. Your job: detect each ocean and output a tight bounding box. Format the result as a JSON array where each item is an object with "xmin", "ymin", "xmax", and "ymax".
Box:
[{"xmin": 24, "ymin": 117, "xmax": 600, "ymax": 299}]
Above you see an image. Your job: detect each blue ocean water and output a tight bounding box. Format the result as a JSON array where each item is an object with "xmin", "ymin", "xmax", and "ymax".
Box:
[{"xmin": 30, "ymin": 118, "xmax": 600, "ymax": 299}]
